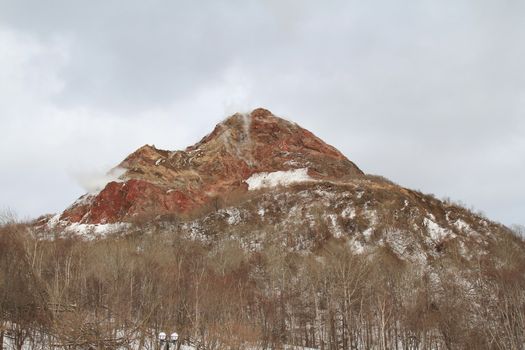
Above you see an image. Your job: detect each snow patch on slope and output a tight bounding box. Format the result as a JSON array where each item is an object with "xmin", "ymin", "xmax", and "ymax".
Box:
[
  {"xmin": 224, "ymin": 208, "xmax": 241, "ymax": 225},
  {"xmin": 245, "ymin": 168, "xmax": 314, "ymax": 190},
  {"xmin": 328, "ymin": 214, "xmax": 343, "ymax": 238},
  {"xmin": 349, "ymin": 239, "xmax": 365, "ymax": 254},
  {"xmin": 65, "ymin": 222, "xmax": 129, "ymax": 237},
  {"xmin": 341, "ymin": 206, "xmax": 356, "ymax": 219},
  {"xmin": 424, "ymin": 217, "xmax": 452, "ymax": 241},
  {"xmin": 46, "ymin": 215, "xmax": 129, "ymax": 239},
  {"xmin": 454, "ymin": 219, "xmax": 471, "ymax": 232}
]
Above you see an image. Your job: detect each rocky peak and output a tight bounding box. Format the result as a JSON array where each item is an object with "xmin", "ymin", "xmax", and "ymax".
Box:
[
  {"xmin": 188, "ymin": 108, "xmax": 347, "ymax": 160},
  {"xmin": 59, "ymin": 108, "xmax": 363, "ymax": 224}
]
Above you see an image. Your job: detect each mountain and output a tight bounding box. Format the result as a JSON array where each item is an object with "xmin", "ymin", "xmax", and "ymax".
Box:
[
  {"xmin": 22, "ymin": 108, "xmax": 525, "ymax": 349},
  {"xmin": 58, "ymin": 107, "xmax": 362, "ymax": 224},
  {"xmin": 45, "ymin": 108, "xmax": 513, "ymax": 263}
]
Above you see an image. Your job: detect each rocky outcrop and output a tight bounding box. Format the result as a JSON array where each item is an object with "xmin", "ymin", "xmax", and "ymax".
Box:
[{"xmin": 60, "ymin": 108, "xmax": 363, "ymax": 224}]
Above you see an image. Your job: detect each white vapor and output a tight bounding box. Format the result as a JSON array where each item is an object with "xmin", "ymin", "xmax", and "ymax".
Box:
[{"xmin": 73, "ymin": 167, "xmax": 126, "ymax": 194}]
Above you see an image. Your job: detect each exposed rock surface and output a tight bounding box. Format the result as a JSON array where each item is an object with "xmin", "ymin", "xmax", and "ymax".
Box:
[{"xmin": 60, "ymin": 108, "xmax": 363, "ymax": 224}]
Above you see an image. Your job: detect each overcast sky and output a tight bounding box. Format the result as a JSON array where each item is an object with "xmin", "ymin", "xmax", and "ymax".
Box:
[{"xmin": 0, "ymin": 0, "xmax": 523, "ymax": 226}]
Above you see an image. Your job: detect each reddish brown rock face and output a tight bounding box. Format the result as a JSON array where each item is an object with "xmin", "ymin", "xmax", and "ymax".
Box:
[{"xmin": 60, "ymin": 108, "xmax": 363, "ymax": 224}]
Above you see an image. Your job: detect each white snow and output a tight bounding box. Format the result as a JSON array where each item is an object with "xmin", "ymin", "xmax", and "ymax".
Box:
[
  {"xmin": 284, "ymin": 159, "xmax": 303, "ymax": 167},
  {"xmin": 155, "ymin": 158, "xmax": 163, "ymax": 165},
  {"xmin": 46, "ymin": 213, "xmax": 61, "ymax": 228},
  {"xmin": 454, "ymin": 219, "xmax": 471, "ymax": 232},
  {"xmin": 46, "ymin": 213, "xmax": 129, "ymax": 239},
  {"xmin": 341, "ymin": 206, "xmax": 356, "ymax": 219},
  {"xmin": 349, "ymin": 239, "xmax": 365, "ymax": 254},
  {"xmin": 363, "ymin": 227, "xmax": 374, "ymax": 240},
  {"xmin": 313, "ymin": 188, "xmax": 337, "ymax": 199},
  {"xmin": 224, "ymin": 208, "xmax": 241, "ymax": 225},
  {"xmin": 245, "ymin": 168, "xmax": 314, "ymax": 190},
  {"xmin": 458, "ymin": 240, "xmax": 471, "ymax": 259},
  {"xmin": 1, "ymin": 333, "xmax": 318, "ymax": 350},
  {"xmin": 327, "ymin": 214, "xmax": 343, "ymax": 238},
  {"xmin": 65, "ymin": 222, "xmax": 130, "ymax": 237},
  {"xmin": 363, "ymin": 208, "xmax": 378, "ymax": 225},
  {"xmin": 385, "ymin": 229, "xmax": 408, "ymax": 257},
  {"xmin": 1, "ymin": 327, "xmax": 197, "ymax": 350},
  {"xmin": 424, "ymin": 217, "xmax": 450, "ymax": 241}
]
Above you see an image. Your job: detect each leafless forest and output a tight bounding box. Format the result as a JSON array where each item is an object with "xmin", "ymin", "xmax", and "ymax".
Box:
[{"xmin": 1, "ymin": 215, "xmax": 525, "ymax": 350}]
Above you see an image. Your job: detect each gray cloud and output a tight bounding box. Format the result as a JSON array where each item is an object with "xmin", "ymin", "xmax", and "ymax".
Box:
[{"xmin": 0, "ymin": 0, "xmax": 523, "ymax": 226}]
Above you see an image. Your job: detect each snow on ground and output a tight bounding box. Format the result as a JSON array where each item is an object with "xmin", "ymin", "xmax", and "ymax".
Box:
[
  {"xmin": 184, "ymin": 221, "xmax": 208, "ymax": 242},
  {"xmin": 458, "ymin": 240, "xmax": 472, "ymax": 260},
  {"xmin": 383, "ymin": 229, "xmax": 427, "ymax": 264},
  {"xmin": 1, "ymin": 332, "xmax": 196, "ymax": 350},
  {"xmin": 313, "ymin": 188, "xmax": 337, "ymax": 199},
  {"xmin": 454, "ymin": 219, "xmax": 471, "ymax": 232},
  {"xmin": 47, "ymin": 216, "xmax": 130, "ymax": 239},
  {"xmin": 2, "ymin": 335, "xmax": 318, "ymax": 350},
  {"xmin": 46, "ymin": 213, "xmax": 61, "ymax": 228},
  {"xmin": 65, "ymin": 222, "xmax": 130, "ymax": 237},
  {"xmin": 245, "ymin": 168, "xmax": 314, "ymax": 190},
  {"xmin": 424, "ymin": 217, "xmax": 452, "ymax": 241},
  {"xmin": 349, "ymin": 239, "xmax": 365, "ymax": 254},
  {"xmin": 223, "ymin": 207, "xmax": 241, "ymax": 225},
  {"xmin": 362, "ymin": 227, "xmax": 374, "ymax": 240},
  {"xmin": 341, "ymin": 206, "xmax": 356, "ymax": 219},
  {"xmin": 327, "ymin": 214, "xmax": 343, "ymax": 238}
]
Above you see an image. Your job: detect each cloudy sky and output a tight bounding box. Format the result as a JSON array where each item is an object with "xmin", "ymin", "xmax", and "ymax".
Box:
[{"xmin": 0, "ymin": 0, "xmax": 523, "ymax": 226}]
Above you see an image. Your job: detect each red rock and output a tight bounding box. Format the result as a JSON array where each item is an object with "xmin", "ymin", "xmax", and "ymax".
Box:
[{"xmin": 60, "ymin": 108, "xmax": 364, "ymax": 224}]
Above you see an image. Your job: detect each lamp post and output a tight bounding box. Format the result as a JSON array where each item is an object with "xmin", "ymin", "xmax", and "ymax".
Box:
[{"xmin": 158, "ymin": 331, "xmax": 178, "ymax": 349}]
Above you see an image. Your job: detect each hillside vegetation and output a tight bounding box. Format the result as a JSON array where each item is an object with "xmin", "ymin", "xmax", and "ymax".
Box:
[{"xmin": 2, "ymin": 203, "xmax": 525, "ymax": 350}]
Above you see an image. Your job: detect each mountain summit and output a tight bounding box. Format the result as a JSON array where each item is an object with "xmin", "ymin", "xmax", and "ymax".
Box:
[{"xmin": 60, "ymin": 108, "xmax": 363, "ymax": 224}]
